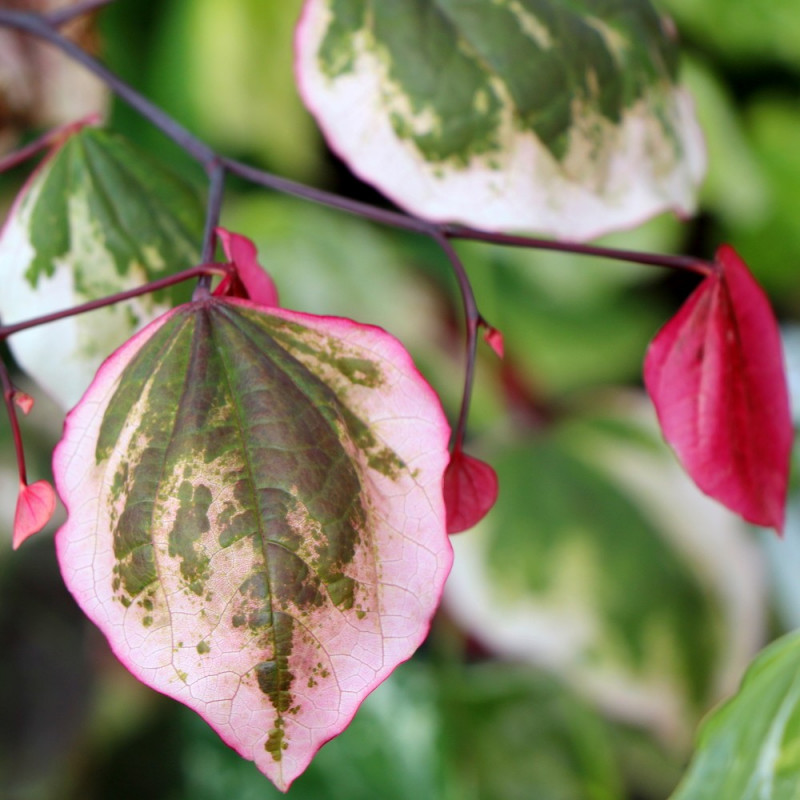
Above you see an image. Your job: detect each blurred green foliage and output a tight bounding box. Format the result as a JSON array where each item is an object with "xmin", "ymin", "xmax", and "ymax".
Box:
[{"xmin": 1, "ymin": 1, "xmax": 800, "ymax": 799}]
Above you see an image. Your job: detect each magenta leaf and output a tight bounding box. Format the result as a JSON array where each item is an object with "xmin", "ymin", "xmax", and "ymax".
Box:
[
  {"xmin": 13, "ymin": 479, "xmax": 57, "ymax": 549},
  {"xmin": 13, "ymin": 390, "xmax": 34, "ymax": 415},
  {"xmin": 644, "ymin": 245, "xmax": 792, "ymax": 532},
  {"xmin": 215, "ymin": 227, "xmax": 280, "ymax": 307},
  {"xmin": 443, "ymin": 449, "xmax": 499, "ymax": 534},
  {"xmin": 53, "ymin": 296, "xmax": 452, "ymax": 791}
]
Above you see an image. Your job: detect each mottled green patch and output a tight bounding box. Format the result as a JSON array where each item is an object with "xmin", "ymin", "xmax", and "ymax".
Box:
[
  {"xmin": 314, "ymin": 0, "xmax": 682, "ymax": 163},
  {"xmin": 24, "ymin": 127, "xmax": 203, "ymax": 291},
  {"xmin": 168, "ymin": 480, "xmax": 212, "ymax": 595},
  {"xmin": 317, "ymin": 0, "xmax": 366, "ymax": 77},
  {"xmin": 196, "ymin": 640, "xmax": 210, "ymax": 654}
]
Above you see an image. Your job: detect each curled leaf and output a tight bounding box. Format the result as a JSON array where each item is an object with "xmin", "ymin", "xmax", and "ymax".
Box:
[
  {"xmin": 13, "ymin": 479, "xmax": 57, "ymax": 549},
  {"xmin": 644, "ymin": 245, "xmax": 792, "ymax": 532},
  {"xmin": 54, "ymin": 296, "xmax": 452, "ymax": 790},
  {"xmin": 215, "ymin": 227, "xmax": 280, "ymax": 307},
  {"xmin": 443, "ymin": 449, "xmax": 499, "ymax": 534}
]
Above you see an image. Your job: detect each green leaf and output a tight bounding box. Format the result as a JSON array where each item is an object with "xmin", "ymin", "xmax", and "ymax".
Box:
[
  {"xmin": 671, "ymin": 632, "xmax": 800, "ymax": 800},
  {"xmin": 54, "ymin": 297, "xmax": 452, "ymax": 791},
  {"xmin": 296, "ymin": 0, "xmax": 706, "ymax": 238},
  {"xmin": 0, "ymin": 126, "xmax": 204, "ymax": 409}
]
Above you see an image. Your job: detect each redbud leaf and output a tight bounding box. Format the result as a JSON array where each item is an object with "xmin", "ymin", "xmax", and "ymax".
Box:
[
  {"xmin": 443, "ymin": 450, "xmax": 499, "ymax": 534},
  {"xmin": 295, "ymin": 0, "xmax": 705, "ymax": 239},
  {"xmin": 644, "ymin": 245, "xmax": 792, "ymax": 532},
  {"xmin": 13, "ymin": 479, "xmax": 57, "ymax": 549},
  {"xmin": 0, "ymin": 126, "xmax": 204, "ymax": 409},
  {"xmin": 53, "ymin": 297, "xmax": 452, "ymax": 791}
]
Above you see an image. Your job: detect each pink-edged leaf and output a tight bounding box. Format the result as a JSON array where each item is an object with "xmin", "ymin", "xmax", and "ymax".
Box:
[
  {"xmin": 13, "ymin": 479, "xmax": 57, "ymax": 549},
  {"xmin": 53, "ymin": 296, "xmax": 452, "ymax": 791},
  {"xmin": 644, "ymin": 245, "xmax": 792, "ymax": 532},
  {"xmin": 443, "ymin": 449, "xmax": 499, "ymax": 534},
  {"xmin": 13, "ymin": 390, "xmax": 34, "ymax": 415},
  {"xmin": 216, "ymin": 227, "xmax": 280, "ymax": 307}
]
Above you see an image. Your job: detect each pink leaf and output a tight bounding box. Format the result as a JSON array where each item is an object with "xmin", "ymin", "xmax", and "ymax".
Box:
[
  {"xmin": 482, "ymin": 324, "xmax": 505, "ymax": 359},
  {"xmin": 215, "ymin": 227, "xmax": 280, "ymax": 307},
  {"xmin": 644, "ymin": 245, "xmax": 792, "ymax": 532},
  {"xmin": 13, "ymin": 390, "xmax": 34, "ymax": 415},
  {"xmin": 443, "ymin": 449, "xmax": 499, "ymax": 534},
  {"xmin": 13, "ymin": 479, "xmax": 57, "ymax": 549},
  {"xmin": 53, "ymin": 296, "xmax": 452, "ymax": 790}
]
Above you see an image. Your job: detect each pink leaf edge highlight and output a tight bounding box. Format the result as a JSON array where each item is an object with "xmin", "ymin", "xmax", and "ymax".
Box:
[
  {"xmin": 443, "ymin": 449, "xmax": 499, "ymax": 534},
  {"xmin": 13, "ymin": 480, "xmax": 57, "ymax": 549},
  {"xmin": 644, "ymin": 244, "xmax": 792, "ymax": 533}
]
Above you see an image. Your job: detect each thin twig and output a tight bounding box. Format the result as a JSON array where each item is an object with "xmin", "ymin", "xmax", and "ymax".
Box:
[
  {"xmin": 0, "ymin": 360, "xmax": 27, "ymax": 485},
  {"xmin": 431, "ymin": 231, "xmax": 480, "ymax": 451},
  {"xmin": 0, "ymin": 265, "xmax": 229, "ymax": 340},
  {"xmin": 44, "ymin": 0, "xmax": 115, "ymax": 27}
]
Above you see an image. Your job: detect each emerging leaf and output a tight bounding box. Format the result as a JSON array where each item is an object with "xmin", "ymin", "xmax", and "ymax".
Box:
[
  {"xmin": 54, "ymin": 297, "xmax": 452, "ymax": 791},
  {"xmin": 214, "ymin": 227, "xmax": 280, "ymax": 307},
  {"xmin": 295, "ymin": 0, "xmax": 706, "ymax": 239},
  {"xmin": 644, "ymin": 245, "xmax": 792, "ymax": 532},
  {"xmin": 443, "ymin": 449, "xmax": 498, "ymax": 534},
  {"xmin": 0, "ymin": 126, "xmax": 204, "ymax": 409},
  {"xmin": 13, "ymin": 479, "xmax": 57, "ymax": 549},
  {"xmin": 13, "ymin": 390, "xmax": 34, "ymax": 415}
]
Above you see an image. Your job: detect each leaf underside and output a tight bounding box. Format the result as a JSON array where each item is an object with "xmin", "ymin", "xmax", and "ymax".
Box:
[
  {"xmin": 295, "ymin": 0, "xmax": 706, "ymax": 238},
  {"xmin": 54, "ymin": 298, "xmax": 452, "ymax": 791}
]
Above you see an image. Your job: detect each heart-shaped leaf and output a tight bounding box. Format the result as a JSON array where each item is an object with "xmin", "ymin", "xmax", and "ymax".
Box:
[
  {"xmin": 0, "ymin": 126, "xmax": 204, "ymax": 409},
  {"xmin": 295, "ymin": 0, "xmax": 706, "ymax": 239},
  {"xmin": 53, "ymin": 297, "xmax": 452, "ymax": 791},
  {"xmin": 13, "ymin": 479, "xmax": 57, "ymax": 550},
  {"xmin": 644, "ymin": 245, "xmax": 792, "ymax": 532}
]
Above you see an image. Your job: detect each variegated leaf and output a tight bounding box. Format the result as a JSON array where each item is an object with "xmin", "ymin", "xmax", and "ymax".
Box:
[
  {"xmin": 295, "ymin": 0, "xmax": 706, "ymax": 239},
  {"xmin": 54, "ymin": 297, "xmax": 452, "ymax": 791},
  {"xmin": 0, "ymin": 126, "xmax": 204, "ymax": 409}
]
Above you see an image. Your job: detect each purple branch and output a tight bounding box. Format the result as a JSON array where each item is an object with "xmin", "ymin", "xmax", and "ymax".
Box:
[
  {"xmin": 44, "ymin": 0, "xmax": 116, "ymax": 27},
  {"xmin": 0, "ymin": 9, "xmax": 216, "ymax": 167},
  {"xmin": 0, "ymin": 265, "xmax": 229, "ymax": 340},
  {"xmin": 432, "ymin": 231, "xmax": 480, "ymax": 452}
]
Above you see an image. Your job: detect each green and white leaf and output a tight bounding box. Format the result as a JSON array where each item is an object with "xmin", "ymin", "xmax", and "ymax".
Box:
[
  {"xmin": 0, "ymin": 127, "xmax": 204, "ymax": 409},
  {"xmin": 444, "ymin": 401, "xmax": 765, "ymax": 744},
  {"xmin": 670, "ymin": 631, "xmax": 800, "ymax": 800},
  {"xmin": 296, "ymin": 0, "xmax": 706, "ymax": 239}
]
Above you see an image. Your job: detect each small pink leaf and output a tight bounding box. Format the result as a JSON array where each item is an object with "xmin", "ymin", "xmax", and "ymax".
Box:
[
  {"xmin": 215, "ymin": 227, "xmax": 280, "ymax": 307},
  {"xmin": 13, "ymin": 479, "xmax": 57, "ymax": 549},
  {"xmin": 443, "ymin": 449, "xmax": 499, "ymax": 534},
  {"xmin": 54, "ymin": 296, "xmax": 452, "ymax": 790},
  {"xmin": 482, "ymin": 325, "xmax": 505, "ymax": 359},
  {"xmin": 644, "ymin": 245, "xmax": 792, "ymax": 532},
  {"xmin": 13, "ymin": 390, "xmax": 34, "ymax": 415}
]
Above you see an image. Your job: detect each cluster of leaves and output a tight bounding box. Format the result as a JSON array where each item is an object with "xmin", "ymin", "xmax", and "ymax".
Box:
[{"xmin": 1, "ymin": 1, "xmax": 799, "ymax": 798}]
